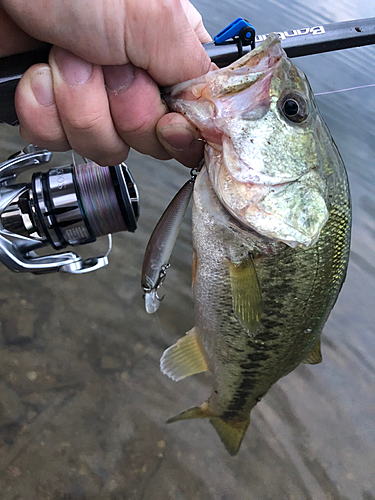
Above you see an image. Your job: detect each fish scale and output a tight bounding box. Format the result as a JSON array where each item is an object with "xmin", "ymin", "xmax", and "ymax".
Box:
[
  {"xmin": 160, "ymin": 34, "xmax": 351, "ymax": 455},
  {"xmin": 192, "ymin": 166, "xmax": 350, "ymax": 423}
]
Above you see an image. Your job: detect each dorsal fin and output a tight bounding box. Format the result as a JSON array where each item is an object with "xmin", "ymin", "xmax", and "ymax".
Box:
[
  {"xmin": 228, "ymin": 254, "xmax": 262, "ymax": 334},
  {"xmin": 160, "ymin": 327, "xmax": 209, "ymax": 381}
]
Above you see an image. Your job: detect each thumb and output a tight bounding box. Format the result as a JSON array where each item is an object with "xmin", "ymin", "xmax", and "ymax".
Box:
[{"xmin": 157, "ymin": 113, "xmax": 205, "ymax": 168}]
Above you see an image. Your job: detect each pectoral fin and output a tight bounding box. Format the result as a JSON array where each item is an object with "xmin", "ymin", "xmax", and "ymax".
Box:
[
  {"xmin": 303, "ymin": 340, "xmax": 323, "ymax": 364},
  {"xmin": 228, "ymin": 254, "xmax": 262, "ymax": 334},
  {"xmin": 160, "ymin": 327, "xmax": 209, "ymax": 381}
]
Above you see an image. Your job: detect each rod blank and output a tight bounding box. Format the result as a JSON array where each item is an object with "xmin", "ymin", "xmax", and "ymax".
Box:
[{"xmin": 206, "ymin": 17, "xmax": 375, "ymax": 67}]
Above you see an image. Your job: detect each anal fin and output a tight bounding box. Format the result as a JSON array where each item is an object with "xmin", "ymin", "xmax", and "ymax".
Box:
[
  {"xmin": 228, "ymin": 254, "xmax": 262, "ymax": 334},
  {"xmin": 166, "ymin": 402, "xmax": 211, "ymax": 423},
  {"xmin": 160, "ymin": 327, "xmax": 209, "ymax": 381},
  {"xmin": 303, "ymin": 340, "xmax": 322, "ymax": 364}
]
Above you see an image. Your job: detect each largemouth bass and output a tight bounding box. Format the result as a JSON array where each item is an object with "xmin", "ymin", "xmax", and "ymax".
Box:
[{"xmin": 160, "ymin": 34, "xmax": 351, "ymax": 455}]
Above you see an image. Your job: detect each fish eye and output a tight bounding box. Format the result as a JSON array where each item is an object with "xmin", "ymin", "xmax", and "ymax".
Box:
[{"xmin": 278, "ymin": 92, "xmax": 308, "ymax": 123}]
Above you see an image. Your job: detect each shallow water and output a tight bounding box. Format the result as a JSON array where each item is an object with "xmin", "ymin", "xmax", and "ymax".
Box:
[{"xmin": 0, "ymin": 1, "xmax": 374, "ymax": 499}]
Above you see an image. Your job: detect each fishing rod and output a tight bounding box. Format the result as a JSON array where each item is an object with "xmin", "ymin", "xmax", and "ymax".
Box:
[
  {"xmin": 207, "ymin": 17, "xmax": 375, "ymax": 66},
  {"xmin": 0, "ymin": 17, "xmax": 375, "ymax": 126}
]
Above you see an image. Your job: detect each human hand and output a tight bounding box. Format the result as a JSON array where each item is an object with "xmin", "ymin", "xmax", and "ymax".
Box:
[{"xmin": 1, "ymin": 0, "xmax": 212, "ymax": 167}]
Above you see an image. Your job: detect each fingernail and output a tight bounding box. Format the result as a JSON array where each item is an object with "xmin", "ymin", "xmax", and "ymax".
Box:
[
  {"xmin": 159, "ymin": 125, "xmax": 196, "ymax": 151},
  {"xmin": 103, "ymin": 64, "xmax": 135, "ymax": 93},
  {"xmin": 31, "ymin": 67, "xmax": 55, "ymax": 106},
  {"xmin": 54, "ymin": 48, "xmax": 93, "ymax": 85}
]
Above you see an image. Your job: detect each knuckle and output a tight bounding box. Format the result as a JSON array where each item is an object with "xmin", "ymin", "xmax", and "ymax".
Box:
[
  {"xmin": 84, "ymin": 150, "xmax": 129, "ymax": 167},
  {"xmin": 67, "ymin": 112, "xmax": 104, "ymax": 134},
  {"xmin": 39, "ymin": 126, "xmax": 67, "ymax": 145},
  {"xmin": 73, "ymin": 142, "xmax": 130, "ymax": 167},
  {"xmin": 119, "ymin": 113, "xmax": 154, "ymax": 137},
  {"xmin": 19, "ymin": 123, "xmax": 67, "ymax": 149}
]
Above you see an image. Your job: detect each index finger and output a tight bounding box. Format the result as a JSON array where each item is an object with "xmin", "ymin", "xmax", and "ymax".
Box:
[
  {"xmin": 180, "ymin": 0, "xmax": 212, "ymax": 44},
  {"xmin": 124, "ymin": 0, "xmax": 212, "ymax": 86}
]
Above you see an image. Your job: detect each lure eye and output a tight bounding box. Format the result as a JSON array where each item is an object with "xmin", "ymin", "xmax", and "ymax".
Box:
[{"xmin": 279, "ymin": 93, "xmax": 308, "ymax": 123}]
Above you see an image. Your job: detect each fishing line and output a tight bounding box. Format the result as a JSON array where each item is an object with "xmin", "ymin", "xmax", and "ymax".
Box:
[
  {"xmin": 315, "ymin": 83, "xmax": 375, "ymax": 96},
  {"xmin": 152, "ymin": 310, "xmax": 166, "ymax": 341},
  {"xmin": 75, "ymin": 161, "xmax": 127, "ymax": 237}
]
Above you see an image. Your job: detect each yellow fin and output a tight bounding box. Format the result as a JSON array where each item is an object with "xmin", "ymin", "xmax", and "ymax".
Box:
[
  {"xmin": 303, "ymin": 340, "xmax": 323, "ymax": 364},
  {"xmin": 166, "ymin": 402, "xmax": 211, "ymax": 423},
  {"xmin": 160, "ymin": 328, "xmax": 209, "ymax": 381},
  {"xmin": 209, "ymin": 417, "xmax": 250, "ymax": 456},
  {"xmin": 228, "ymin": 254, "xmax": 262, "ymax": 334}
]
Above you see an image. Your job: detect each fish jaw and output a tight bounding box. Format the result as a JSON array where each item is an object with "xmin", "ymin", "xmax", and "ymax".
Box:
[
  {"xmin": 164, "ymin": 33, "xmax": 330, "ymax": 248},
  {"xmin": 163, "ymin": 33, "xmax": 283, "ymax": 147}
]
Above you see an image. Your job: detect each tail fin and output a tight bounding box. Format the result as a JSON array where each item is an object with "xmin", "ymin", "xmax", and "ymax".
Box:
[
  {"xmin": 209, "ymin": 417, "xmax": 250, "ymax": 456},
  {"xmin": 166, "ymin": 403, "xmax": 249, "ymax": 455}
]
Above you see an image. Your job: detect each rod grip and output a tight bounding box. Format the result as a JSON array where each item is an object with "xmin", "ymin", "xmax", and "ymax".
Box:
[{"xmin": 0, "ymin": 46, "xmax": 51, "ymax": 125}]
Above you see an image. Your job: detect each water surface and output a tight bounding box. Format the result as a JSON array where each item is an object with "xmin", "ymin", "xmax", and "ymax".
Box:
[{"xmin": 0, "ymin": 1, "xmax": 374, "ymax": 498}]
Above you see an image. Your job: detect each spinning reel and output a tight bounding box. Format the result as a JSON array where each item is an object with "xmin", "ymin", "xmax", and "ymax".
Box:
[{"xmin": 0, "ymin": 145, "xmax": 139, "ymax": 274}]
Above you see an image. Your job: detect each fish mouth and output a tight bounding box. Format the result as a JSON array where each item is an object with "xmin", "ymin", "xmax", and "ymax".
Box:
[
  {"xmin": 162, "ymin": 34, "xmax": 285, "ymax": 147},
  {"xmin": 164, "ymin": 33, "xmax": 284, "ymax": 96}
]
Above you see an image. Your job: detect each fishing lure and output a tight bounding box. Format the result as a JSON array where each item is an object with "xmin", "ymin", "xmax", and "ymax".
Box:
[{"xmin": 141, "ymin": 167, "xmax": 200, "ymax": 313}]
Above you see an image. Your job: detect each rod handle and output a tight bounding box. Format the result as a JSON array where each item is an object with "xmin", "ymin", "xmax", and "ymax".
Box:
[{"xmin": 0, "ymin": 46, "xmax": 51, "ymax": 125}]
